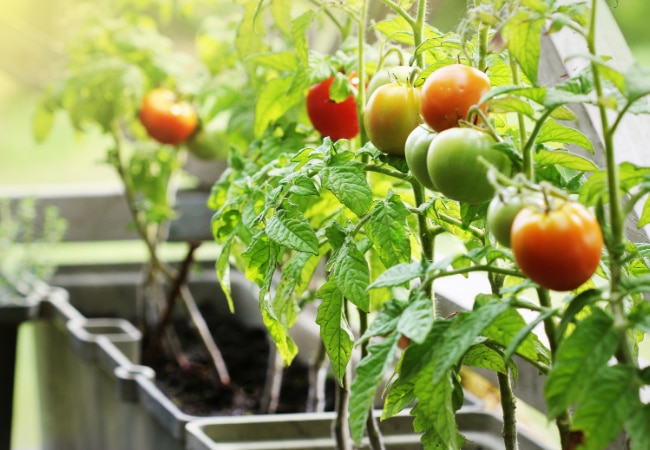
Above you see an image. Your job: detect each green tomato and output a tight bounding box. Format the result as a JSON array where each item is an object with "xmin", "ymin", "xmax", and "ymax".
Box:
[
  {"xmin": 186, "ymin": 118, "xmax": 229, "ymax": 161},
  {"xmin": 426, "ymin": 128, "xmax": 511, "ymax": 204},
  {"xmin": 405, "ymin": 125, "xmax": 437, "ymax": 191},
  {"xmin": 364, "ymin": 83, "xmax": 421, "ymax": 156},
  {"xmin": 486, "ymin": 188, "xmax": 543, "ymax": 247},
  {"xmin": 366, "ymin": 65, "xmax": 412, "ymax": 101}
]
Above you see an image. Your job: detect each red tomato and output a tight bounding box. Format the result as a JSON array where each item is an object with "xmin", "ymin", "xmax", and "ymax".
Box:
[
  {"xmin": 510, "ymin": 201, "xmax": 603, "ymax": 291},
  {"xmin": 306, "ymin": 75, "xmax": 360, "ymax": 141},
  {"xmin": 364, "ymin": 83, "xmax": 421, "ymax": 156},
  {"xmin": 420, "ymin": 64, "xmax": 490, "ymax": 132},
  {"xmin": 139, "ymin": 88, "xmax": 198, "ymax": 145}
]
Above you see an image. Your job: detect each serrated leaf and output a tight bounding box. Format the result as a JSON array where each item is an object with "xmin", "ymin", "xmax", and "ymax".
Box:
[
  {"xmin": 502, "ymin": 308, "xmax": 555, "ymax": 365},
  {"xmin": 412, "ymin": 370, "xmax": 462, "ymax": 449},
  {"xmin": 247, "ymin": 50, "xmax": 299, "ymax": 71},
  {"xmin": 242, "ymin": 231, "xmax": 281, "ymax": 289},
  {"xmin": 254, "ymin": 76, "xmax": 302, "ymax": 137},
  {"xmin": 462, "ymin": 343, "xmax": 511, "ymax": 376},
  {"xmin": 367, "ymin": 192, "xmax": 411, "ymax": 268},
  {"xmin": 534, "ymin": 149, "xmax": 598, "ymax": 171},
  {"xmin": 316, "ymin": 281, "xmax": 354, "ymax": 384},
  {"xmin": 501, "ymin": 9, "xmax": 544, "ymax": 84},
  {"xmin": 333, "ymin": 240, "xmax": 370, "ymax": 312},
  {"xmin": 270, "ymin": 0, "xmax": 292, "ymax": 39},
  {"xmin": 261, "ymin": 302, "xmax": 298, "ymax": 365},
  {"xmin": 432, "ymin": 297, "xmax": 510, "ymax": 384},
  {"xmin": 571, "ymin": 365, "xmax": 638, "ymax": 450},
  {"xmin": 291, "ymin": 10, "xmax": 314, "ymax": 64},
  {"xmin": 289, "ymin": 175, "xmax": 319, "ymax": 197},
  {"xmin": 216, "ymin": 237, "xmax": 235, "ymax": 313},
  {"xmin": 544, "ymin": 308, "xmax": 619, "ymax": 419},
  {"xmin": 482, "ymin": 302, "xmax": 549, "ymax": 364},
  {"xmin": 266, "ymin": 209, "xmax": 319, "ymax": 254},
  {"xmin": 368, "ymin": 261, "xmax": 423, "ymax": 289},
  {"xmin": 537, "ymin": 119, "xmax": 594, "ymax": 153},
  {"xmin": 397, "ymin": 289, "xmax": 434, "ymax": 344},
  {"xmin": 349, "ymin": 333, "xmax": 400, "ymax": 443},
  {"xmin": 321, "ymin": 158, "xmax": 372, "ymax": 217},
  {"xmin": 627, "ymin": 403, "xmax": 650, "ymax": 450}
]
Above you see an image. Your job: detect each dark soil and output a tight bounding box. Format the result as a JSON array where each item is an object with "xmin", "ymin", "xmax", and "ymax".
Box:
[{"xmin": 147, "ymin": 301, "xmax": 335, "ymax": 417}]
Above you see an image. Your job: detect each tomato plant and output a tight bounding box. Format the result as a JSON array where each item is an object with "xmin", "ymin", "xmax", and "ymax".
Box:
[
  {"xmin": 364, "ymin": 83, "xmax": 421, "ymax": 155},
  {"xmin": 420, "ymin": 64, "xmax": 490, "ymax": 132},
  {"xmin": 306, "ymin": 75, "xmax": 359, "ymax": 141},
  {"xmin": 139, "ymin": 88, "xmax": 199, "ymax": 146},
  {"xmin": 405, "ymin": 125, "xmax": 436, "ymax": 191},
  {"xmin": 486, "ymin": 187, "xmax": 543, "ymax": 247},
  {"xmin": 511, "ymin": 201, "xmax": 603, "ymax": 291},
  {"xmin": 426, "ymin": 127, "xmax": 510, "ymax": 204}
]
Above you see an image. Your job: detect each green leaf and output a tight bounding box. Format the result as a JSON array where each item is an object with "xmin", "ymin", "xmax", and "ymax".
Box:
[
  {"xmin": 266, "ymin": 209, "xmax": 319, "ymax": 254},
  {"xmin": 242, "ymin": 231, "xmax": 281, "ymax": 290},
  {"xmin": 291, "ymin": 10, "xmax": 314, "ymax": 64},
  {"xmin": 482, "ymin": 303, "xmax": 549, "ymax": 365},
  {"xmin": 627, "ymin": 403, "xmax": 650, "ymax": 450},
  {"xmin": 462, "ymin": 343, "xmax": 511, "ymax": 376},
  {"xmin": 254, "ymin": 76, "xmax": 302, "ymax": 137},
  {"xmin": 502, "ymin": 308, "xmax": 554, "ymax": 365},
  {"xmin": 247, "ymin": 50, "xmax": 299, "ymax": 71},
  {"xmin": 216, "ymin": 237, "xmax": 235, "ymax": 313},
  {"xmin": 534, "ymin": 149, "xmax": 598, "ymax": 171},
  {"xmin": 349, "ymin": 333, "xmax": 400, "ymax": 443},
  {"xmin": 432, "ymin": 296, "xmax": 510, "ymax": 384},
  {"xmin": 571, "ymin": 365, "xmax": 638, "ymax": 450},
  {"xmin": 397, "ymin": 289, "xmax": 434, "ymax": 345},
  {"xmin": 488, "ymin": 96, "xmax": 535, "ymax": 117},
  {"xmin": 412, "ymin": 370, "xmax": 462, "ymax": 449},
  {"xmin": 316, "ymin": 281, "xmax": 354, "ymax": 384},
  {"xmin": 556, "ymin": 289, "xmax": 602, "ymax": 341},
  {"xmin": 270, "ymin": 0, "xmax": 292, "ymax": 39},
  {"xmin": 537, "ymin": 120, "xmax": 594, "ymax": 153},
  {"xmin": 367, "ymin": 192, "xmax": 411, "ymax": 268},
  {"xmin": 368, "ymin": 261, "xmax": 423, "ymax": 289},
  {"xmin": 332, "ymin": 239, "xmax": 370, "ymax": 312},
  {"xmin": 261, "ymin": 302, "xmax": 298, "ymax": 365},
  {"xmin": 289, "ymin": 175, "xmax": 319, "ymax": 197},
  {"xmin": 624, "ymin": 64, "xmax": 650, "ymax": 104},
  {"xmin": 544, "ymin": 308, "xmax": 619, "ymax": 419},
  {"xmin": 501, "ymin": 9, "xmax": 544, "ymax": 84},
  {"xmin": 321, "ymin": 155, "xmax": 372, "ymax": 217}
]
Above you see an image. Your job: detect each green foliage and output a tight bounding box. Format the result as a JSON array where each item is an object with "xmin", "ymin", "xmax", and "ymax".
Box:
[{"xmin": 35, "ymin": 0, "xmax": 650, "ymax": 449}]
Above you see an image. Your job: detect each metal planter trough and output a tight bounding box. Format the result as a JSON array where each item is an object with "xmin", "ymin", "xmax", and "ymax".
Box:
[{"xmin": 185, "ymin": 409, "xmax": 556, "ymax": 450}]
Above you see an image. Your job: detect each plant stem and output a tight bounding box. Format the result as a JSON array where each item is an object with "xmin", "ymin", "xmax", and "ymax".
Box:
[
  {"xmin": 587, "ymin": 0, "xmax": 637, "ymax": 370},
  {"xmin": 497, "ymin": 370, "xmax": 519, "ymax": 450},
  {"xmin": 536, "ymin": 288, "xmax": 571, "ymax": 448}
]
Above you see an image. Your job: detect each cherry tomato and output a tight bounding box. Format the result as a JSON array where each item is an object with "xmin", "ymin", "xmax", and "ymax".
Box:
[
  {"xmin": 405, "ymin": 125, "xmax": 437, "ymax": 191},
  {"xmin": 420, "ymin": 64, "xmax": 490, "ymax": 132},
  {"xmin": 139, "ymin": 88, "xmax": 198, "ymax": 145},
  {"xmin": 364, "ymin": 83, "xmax": 421, "ymax": 156},
  {"xmin": 510, "ymin": 201, "xmax": 603, "ymax": 291},
  {"xmin": 426, "ymin": 128, "xmax": 510, "ymax": 204},
  {"xmin": 486, "ymin": 188, "xmax": 543, "ymax": 247},
  {"xmin": 306, "ymin": 75, "xmax": 359, "ymax": 141}
]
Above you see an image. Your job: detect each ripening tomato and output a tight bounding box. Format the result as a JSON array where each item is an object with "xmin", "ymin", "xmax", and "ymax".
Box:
[
  {"xmin": 364, "ymin": 83, "xmax": 421, "ymax": 156},
  {"xmin": 426, "ymin": 128, "xmax": 510, "ymax": 204},
  {"xmin": 405, "ymin": 125, "xmax": 437, "ymax": 191},
  {"xmin": 420, "ymin": 64, "xmax": 490, "ymax": 132},
  {"xmin": 510, "ymin": 201, "xmax": 603, "ymax": 291},
  {"xmin": 306, "ymin": 75, "xmax": 359, "ymax": 141},
  {"xmin": 139, "ymin": 88, "xmax": 198, "ymax": 145}
]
